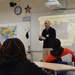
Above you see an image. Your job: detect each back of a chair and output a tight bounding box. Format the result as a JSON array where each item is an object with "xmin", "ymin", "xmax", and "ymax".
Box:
[
  {"xmin": 57, "ymin": 61, "xmax": 68, "ymax": 75},
  {"xmin": 57, "ymin": 54, "xmax": 73, "ymax": 75},
  {"xmin": 61, "ymin": 54, "xmax": 72, "ymax": 63}
]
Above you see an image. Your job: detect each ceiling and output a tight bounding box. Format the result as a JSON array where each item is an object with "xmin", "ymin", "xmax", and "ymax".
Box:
[
  {"xmin": 60, "ymin": 0, "xmax": 75, "ymax": 9},
  {"xmin": 0, "ymin": 0, "xmax": 75, "ymax": 9},
  {"xmin": 0, "ymin": 0, "xmax": 7, "ymax": 2},
  {"xmin": 45, "ymin": 0, "xmax": 75, "ymax": 9}
]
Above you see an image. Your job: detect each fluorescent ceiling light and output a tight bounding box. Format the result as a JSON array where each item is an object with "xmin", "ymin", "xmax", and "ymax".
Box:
[{"xmin": 45, "ymin": 0, "xmax": 61, "ymax": 8}]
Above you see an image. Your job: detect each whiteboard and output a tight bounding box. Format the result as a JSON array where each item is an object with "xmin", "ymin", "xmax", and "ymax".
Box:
[
  {"xmin": 0, "ymin": 22, "xmax": 30, "ymax": 52},
  {"xmin": 31, "ymin": 9, "xmax": 75, "ymax": 52}
]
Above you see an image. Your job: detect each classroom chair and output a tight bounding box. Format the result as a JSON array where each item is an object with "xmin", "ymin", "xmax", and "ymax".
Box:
[{"xmin": 57, "ymin": 61, "xmax": 68, "ymax": 75}]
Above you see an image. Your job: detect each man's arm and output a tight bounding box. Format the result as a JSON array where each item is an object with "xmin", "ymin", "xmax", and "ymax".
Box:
[{"xmin": 39, "ymin": 30, "xmax": 46, "ymax": 41}]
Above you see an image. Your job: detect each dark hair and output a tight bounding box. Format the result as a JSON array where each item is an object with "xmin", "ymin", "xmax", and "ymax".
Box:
[
  {"xmin": 49, "ymin": 38, "xmax": 61, "ymax": 49},
  {"xmin": 50, "ymin": 38, "xmax": 64, "ymax": 57},
  {"xmin": 0, "ymin": 38, "xmax": 26, "ymax": 59}
]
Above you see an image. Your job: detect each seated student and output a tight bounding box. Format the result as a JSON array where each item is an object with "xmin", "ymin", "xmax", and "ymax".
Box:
[
  {"xmin": 45, "ymin": 38, "xmax": 75, "ymax": 63},
  {"xmin": 45, "ymin": 38, "xmax": 75, "ymax": 75},
  {"xmin": 0, "ymin": 38, "xmax": 49, "ymax": 75}
]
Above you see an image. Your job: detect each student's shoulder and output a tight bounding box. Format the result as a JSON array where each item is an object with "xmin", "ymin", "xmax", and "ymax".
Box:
[
  {"xmin": 64, "ymin": 48, "xmax": 72, "ymax": 51},
  {"xmin": 63, "ymin": 48, "xmax": 73, "ymax": 53}
]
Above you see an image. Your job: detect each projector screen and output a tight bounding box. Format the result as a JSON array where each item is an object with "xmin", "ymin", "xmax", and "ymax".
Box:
[
  {"xmin": 39, "ymin": 14, "xmax": 75, "ymax": 46},
  {"xmin": 31, "ymin": 10, "xmax": 75, "ymax": 52}
]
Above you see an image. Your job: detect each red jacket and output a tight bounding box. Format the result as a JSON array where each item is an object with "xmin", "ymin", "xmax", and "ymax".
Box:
[{"xmin": 45, "ymin": 48, "xmax": 75, "ymax": 62}]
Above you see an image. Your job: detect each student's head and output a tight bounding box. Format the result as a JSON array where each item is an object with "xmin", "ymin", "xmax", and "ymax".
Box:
[
  {"xmin": 44, "ymin": 20, "xmax": 50, "ymax": 29},
  {"xmin": 49, "ymin": 38, "xmax": 61, "ymax": 49},
  {"xmin": 0, "ymin": 38, "xmax": 26, "ymax": 59}
]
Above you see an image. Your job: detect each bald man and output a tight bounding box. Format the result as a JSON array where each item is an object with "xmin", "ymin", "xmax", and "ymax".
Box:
[{"xmin": 39, "ymin": 20, "xmax": 56, "ymax": 61}]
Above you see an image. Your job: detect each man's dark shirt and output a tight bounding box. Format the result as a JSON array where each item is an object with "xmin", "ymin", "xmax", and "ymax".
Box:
[{"xmin": 39, "ymin": 27, "xmax": 56, "ymax": 48}]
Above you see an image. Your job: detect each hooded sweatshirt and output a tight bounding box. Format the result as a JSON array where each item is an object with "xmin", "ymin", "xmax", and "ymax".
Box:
[
  {"xmin": 0, "ymin": 56, "xmax": 48, "ymax": 75},
  {"xmin": 45, "ymin": 38, "xmax": 75, "ymax": 62}
]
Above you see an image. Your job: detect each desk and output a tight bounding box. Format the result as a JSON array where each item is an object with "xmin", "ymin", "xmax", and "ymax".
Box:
[{"xmin": 34, "ymin": 62, "xmax": 75, "ymax": 75}]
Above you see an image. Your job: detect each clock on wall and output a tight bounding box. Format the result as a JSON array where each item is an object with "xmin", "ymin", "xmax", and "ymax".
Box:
[{"xmin": 14, "ymin": 6, "xmax": 22, "ymax": 15}]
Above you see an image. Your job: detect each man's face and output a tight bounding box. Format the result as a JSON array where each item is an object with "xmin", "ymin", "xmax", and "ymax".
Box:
[{"xmin": 44, "ymin": 20, "xmax": 50, "ymax": 29}]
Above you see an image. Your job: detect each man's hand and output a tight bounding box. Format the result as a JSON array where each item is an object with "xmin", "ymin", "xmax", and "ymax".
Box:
[{"xmin": 39, "ymin": 35, "xmax": 46, "ymax": 40}]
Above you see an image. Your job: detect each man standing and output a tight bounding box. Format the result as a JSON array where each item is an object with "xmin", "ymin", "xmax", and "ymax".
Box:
[{"xmin": 39, "ymin": 20, "xmax": 56, "ymax": 61}]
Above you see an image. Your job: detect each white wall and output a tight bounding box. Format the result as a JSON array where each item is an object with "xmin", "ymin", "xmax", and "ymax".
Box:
[{"xmin": 32, "ymin": 51, "xmax": 42, "ymax": 61}]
